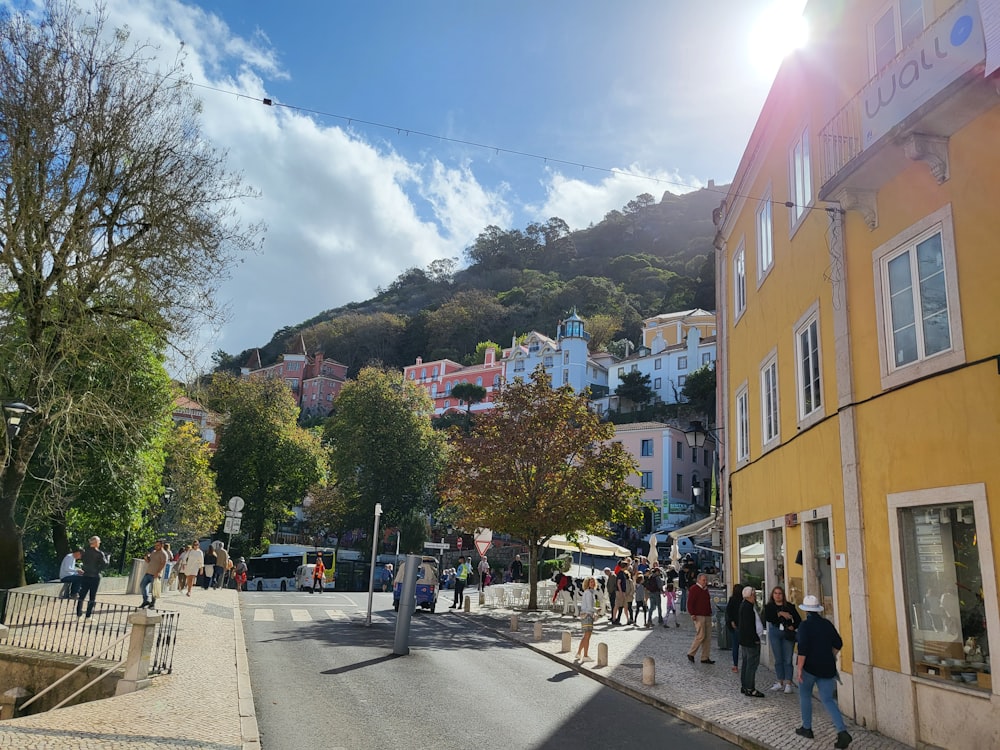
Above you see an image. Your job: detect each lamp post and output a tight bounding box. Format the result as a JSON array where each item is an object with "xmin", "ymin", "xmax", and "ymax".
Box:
[
  {"xmin": 692, "ymin": 486, "xmax": 703, "ymax": 512},
  {"xmin": 365, "ymin": 503, "xmax": 383, "ymax": 627}
]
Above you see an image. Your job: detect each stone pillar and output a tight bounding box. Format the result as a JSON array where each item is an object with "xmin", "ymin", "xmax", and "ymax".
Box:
[
  {"xmin": 510, "ymin": 615, "xmax": 518, "ymax": 631},
  {"xmin": 115, "ymin": 609, "xmax": 162, "ymax": 695},
  {"xmin": 597, "ymin": 642, "xmax": 608, "ymax": 668},
  {"xmin": 642, "ymin": 656, "xmax": 656, "ymax": 685},
  {"xmin": 533, "ymin": 622, "xmax": 543, "ymax": 641},
  {"xmin": 560, "ymin": 632, "xmax": 571, "ymax": 653},
  {"xmin": 463, "ymin": 595, "xmax": 470, "ymax": 612},
  {"xmin": 0, "ymin": 687, "xmax": 32, "ymax": 720}
]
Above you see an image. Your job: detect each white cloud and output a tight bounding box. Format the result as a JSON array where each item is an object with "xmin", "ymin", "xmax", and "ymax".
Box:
[{"xmin": 530, "ymin": 166, "xmax": 703, "ymax": 231}]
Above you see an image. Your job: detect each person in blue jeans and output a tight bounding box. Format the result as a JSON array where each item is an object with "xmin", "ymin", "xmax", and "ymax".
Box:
[
  {"xmin": 764, "ymin": 586, "xmax": 801, "ymax": 692},
  {"xmin": 795, "ymin": 595, "xmax": 852, "ymax": 749}
]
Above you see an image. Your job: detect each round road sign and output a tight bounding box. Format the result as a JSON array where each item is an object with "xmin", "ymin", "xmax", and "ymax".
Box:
[{"xmin": 228, "ymin": 496, "xmax": 245, "ymax": 513}]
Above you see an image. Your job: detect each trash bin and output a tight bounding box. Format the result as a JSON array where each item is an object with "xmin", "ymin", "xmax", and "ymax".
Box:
[{"xmin": 716, "ymin": 604, "xmax": 730, "ymax": 649}]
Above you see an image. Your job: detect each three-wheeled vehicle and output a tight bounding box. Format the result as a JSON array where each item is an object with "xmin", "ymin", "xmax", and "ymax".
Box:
[{"xmin": 392, "ymin": 556, "xmax": 439, "ymax": 612}]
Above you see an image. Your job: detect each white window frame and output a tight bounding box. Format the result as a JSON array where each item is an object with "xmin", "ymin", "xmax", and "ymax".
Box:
[
  {"xmin": 872, "ymin": 204, "xmax": 964, "ymax": 391},
  {"xmin": 733, "ymin": 240, "xmax": 747, "ymax": 323},
  {"xmin": 793, "ymin": 303, "xmax": 824, "ymax": 428},
  {"xmin": 886, "ymin": 483, "xmax": 999, "ymax": 687},
  {"xmin": 678, "ymin": 356, "xmax": 687, "ymax": 370},
  {"xmin": 788, "ymin": 126, "xmax": 812, "ymax": 231},
  {"xmin": 756, "ymin": 191, "xmax": 774, "ymax": 283},
  {"xmin": 760, "ymin": 349, "xmax": 779, "ymax": 450},
  {"xmin": 641, "ymin": 471, "xmax": 654, "ymax": 490},
  {"xmin": 868, "ymin": 0, "xmax": 926, "ymax": 76},
  {"xmin": 654, "ymin": 377, "xmax": 662, "ymax": 390},
  {"xmin": 735, "ymin": 381, "xmax": 750, "ymax": 464}
]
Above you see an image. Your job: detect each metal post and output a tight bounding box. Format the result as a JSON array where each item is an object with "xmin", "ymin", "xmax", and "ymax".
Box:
[
  {"xmin": 393, "ymin": 554, "xmax": 420, "ymax": 656},
  {"xmin": 365, "ymin": 503, "xmax": 382, "ymax": 627}
]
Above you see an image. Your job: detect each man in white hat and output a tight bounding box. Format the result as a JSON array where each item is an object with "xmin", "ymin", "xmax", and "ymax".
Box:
[{"xmin": 795, "ymin": 594, "xmax": 852, "ymax": 749}]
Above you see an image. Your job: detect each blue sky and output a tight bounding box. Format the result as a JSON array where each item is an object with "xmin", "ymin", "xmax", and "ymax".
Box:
[{"xmin": 87, "ymin": 0, "xmax": 807, "ymax": 371}]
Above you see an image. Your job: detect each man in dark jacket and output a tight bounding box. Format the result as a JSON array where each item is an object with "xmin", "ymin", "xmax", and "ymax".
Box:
[
  {"xmin": 738, "ymin": 586, "xmax": 764, "ymax": 696},
  {"xmin": 795, "ymin": 595, "xmax": 852, "ymax": 749},
  {"xmin": 76, "ymin": 536, "xmax": 110, "ymax": 618}
]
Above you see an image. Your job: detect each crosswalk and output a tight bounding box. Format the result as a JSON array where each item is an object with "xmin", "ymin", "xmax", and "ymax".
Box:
[{"xmin": 249, "ymin": 608, "xmax": 392, "ymax": 625}]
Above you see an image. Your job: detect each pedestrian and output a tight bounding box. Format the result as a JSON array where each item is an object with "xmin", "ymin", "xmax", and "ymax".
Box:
[
  {"xmin": 685, "ymin": 572, "xmax": 714, "ymax": 663},
  {"xmin": 477, "ymin": 556, "xmax": 490, "ymax": 591},
  {"xmin": 382, "ymin": 563, "xmax": 394, "ymax": 592},
  {"xmin": 575, "ymin": 577, "xmax": 597, "ymax": 662},
  {"xmin": 311, "ymin": 553, "xmax": 326, "ymax": 593},
  {"xmin": 644, "ymin": 567, "xmax": 663, "ymax": 626},
  {"xmin": 139, "ymin": 539, "xmax": 169, "ymax": 609},
  {"xmin": 182, "ymin": 541, "xmax": 204, "ymax": 597},
  {"xmin": 58, "ymin": 547, "xmax": 83, "ymax": 599},
  {"xmin": 764, "ymin": 585, "xmax": 801, "ymax": 693},
  {"xmin": 632, "ymin": 572, "xmax": 648, "ymax": 625},
  {"xmin": 201, "ymin": 544, "xmax": 216, "ymax": 589},
  {"xmin": 212, "ymin": 541, "xmax": 229, "ymax": 588},
  {"xmin": 738, "ymin": 586, "xmax": 765, "ymax": 696},
  {"xmin": 602, "ymin": 567, "xmax": 615, "ymax": 619},
  {"xmin": 76, "ymin": 536, "xmax": 110, "ymax": 618},
  {"xmin": 162, "ymin": 542, "xmax": 174, "ymax": 588},
  {"xmin": 612, "ymin": 566, "xmax": 629, "ymax": 625},
  {"xmin": 677, "ymin": 561, "xmax": 690, "ymax": 613},
  {"xmin": 663, "ymin": 582, "xmax": 679, "ymax": 627},
  {"xmin": 175, "ymin": 544, "xmax": 190, "ymax": 591},
  {"xmin": 234, "ymin": 557, "xmax": 248, "ymax": 592},
  {"xmin": 510, "ymin": 554, "xmax": 523, "ymax": 583},
  {"xmin": 795, "ymin": 595, "xmax": 852, "ymax": 748},
  {"xmin": 725, "ymin": 583, "xmax": 743, "ymax": 673},
  {"xmin": 450, "ymin": 555, "xmax": 471, "ymax": 609}
]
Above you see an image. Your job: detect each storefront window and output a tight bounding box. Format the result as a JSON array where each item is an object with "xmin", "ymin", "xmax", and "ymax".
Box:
[
  {"xmin": 900, "ymin": 503, "xmax": 989, "ymax": 690},
  {"xmin": 739, "ymin": 530, "xmax": 765, "ymax": 595}
]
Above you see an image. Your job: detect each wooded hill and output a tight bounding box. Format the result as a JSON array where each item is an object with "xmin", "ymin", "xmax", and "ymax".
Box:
[{"xmin": 213, "ymin": 185, "xmax": 727, "ymax": 377}]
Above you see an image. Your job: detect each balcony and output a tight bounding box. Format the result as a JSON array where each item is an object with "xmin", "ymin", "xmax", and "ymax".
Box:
[{"xmin": 818, "ymin": 0, "xmax": 993, "ymax": 209}]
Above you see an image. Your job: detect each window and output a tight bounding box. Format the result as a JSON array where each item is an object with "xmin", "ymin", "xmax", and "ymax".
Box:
[
  {"xmin": 678, "ymin": 375, "xmax": 687, "ymax": 387},
  {"xmin": 676, "ymin": 440, "xmax": 683, "ymax": 459},
  {"xmin": 675, "ymin": 473, "xmax": 683, "ymax": 492},
  {"xmin": 544, "ymin": 356, "xmax": 553, "ymax": 367},
  {"xmin": 630, "ymin": 365, "xmax": 638, "ymax": 372},
  {"xmin": 562, "ymin": 369, "xmax": 569, "ymax": 384},
  {"xmin": 476, "ymin": 377, "xmax": 483, "ymax": 386},
  {"xmin": 678, "ymin": 356, "xmax": 687, "ymax": 370},
  {"xmin": 871, "ymin": 0, "xmax": 924, "ymax": 74},
  {"xmin": 641, "ymin": 471, "xmax": 654, "ymax": 490},
  {"xmin": 873, "ymin": 205, "xmax": 964, "ymax": 389},
  {"xmin": 702, "ymin": 352, "xmax": 711, "ymax": 365},
  {"xmin": 792, "ymin": 315, "xmax": 821, "ymax": 425},
  {"xmin": 760, "ymin": 352, "xmax": 779, "ymax": 447},
  {"xmin": 736, "ymin": 383, "xmax": 750, "ymax": 462},
  {"xmin": 431, "ymin": 384, "xmax": 438, "ymax": 397},
  {"xmin": 493, "ymin": 375, "xmax": 500, "ymax": 387},
  {"xmin": 285, "ymin": 378, "xmax": 298, "ymax": 388},
  {"xmin": 286, "ymin": 361, "xmax": 299, "ymax": 371},
  {"xmin": 641, "ymin": 439, "xmax": 653, "ymax": 457},
  {"xmin": 563, "ymin": 351, "xmax": 570, "ymax": 364},
  {"xmin": 420, "ymin": 368, "xmax": 427, "ymax": 379},
  {"xmin": 654, "ymin": 377, "xmax": 662, "ymax": 389},
  {"xmin": 789, "ymin": 127, "xmax": 812, "ymax": 226},
  {"xmin": 704, "ymin": 449, "xmax": 711, "ymax": 467},
  {"xmin": 514, "ymin": 359, "xmax": 525, "ymax": 372},
  {"xmin": 617, "ymin": 367, "xmax": 625, "ymax": 378},
  {"xmin": 408, "ymin": 371, "xmax": 415, "ymax": 379},
  {"xmin": 757, "ymin": 195, "xmax": 774, "ymax": 280},
  {"xmin": 734, "ymin": 242, "xmax": 747, "ymax": 320},
  {"xmin": 529, "ymin": 341, "xmax": 540, "ymax": 353},
  {"xmin": 654, "ymin": 358, "xmax": 662, "ymax": 370},
  {"xmin": 443, "ymin": 400, "xmax": 449, "ymax": 408}
]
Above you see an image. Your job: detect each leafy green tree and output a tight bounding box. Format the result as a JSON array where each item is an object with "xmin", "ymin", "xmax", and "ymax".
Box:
[
  {"xmin": 682, "ymin": 363, "xmax": 717, "ymax": 423},
  {"xmin": 157, "ymin": 422, "xmax": 224, "ymax": 545},
  {"xmin": 396, "ymin": 508, "xmax": 431, "ymax": 555},
  {"xmin": 450, "ymin": 382, "xmax": 487, "ymax": 433},
  {"xmin": 324, "ymin": 367, "xmax": 445, "ymax": 530},
  {"xmin": 0, "ymin": 4, "xmax": 258, "ymax": 587},
  {"xmin": 616, "ymin": 371, "xmax": 655, "ymax": 415},
  {"xmin": 210, "ymin": 375, "xmax": 326, "ymax": 547},
  {"xmin": 441, "ymin": 366, "xmax": 643, "ymax": 609},
  {"xmin": 472, "ymin": 341, "xmax": 503, "ymax": 365},
  {"xmin": 425, "ymin": 291, "xmax": 508, "ymax": 360}
]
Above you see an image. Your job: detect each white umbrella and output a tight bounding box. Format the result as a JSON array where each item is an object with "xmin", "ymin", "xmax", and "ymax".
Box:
[
  {"xmin": 670, "ymin": 538, "xmax": 681, "ymax": 570},
  {"xmin": 543, "ymin": 532, "xmax": 630, "ymax": 558},
  {"xmin": 647, "ymin": 533, "xmax": 659, "ymax": 567}
]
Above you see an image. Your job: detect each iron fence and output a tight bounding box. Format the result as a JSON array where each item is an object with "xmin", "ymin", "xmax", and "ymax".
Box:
[{"xmin": 0, "ymin": 589, "xmax": 178, "ymax": 675}]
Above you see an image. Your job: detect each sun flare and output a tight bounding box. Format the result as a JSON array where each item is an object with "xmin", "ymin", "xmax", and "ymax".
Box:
[{"xmin": 748, "ymin": 0, "xmax": 810, "ymax": 79}]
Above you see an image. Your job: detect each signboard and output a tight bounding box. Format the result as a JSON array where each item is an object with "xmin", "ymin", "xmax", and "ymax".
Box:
[
  {"xmin": 228, "ymin": 496, "xmax": 245, "ymax": 512},
  {"xmin": 225, "ymin": 510, "xmax": 243, "ymax": 520},
  {"xmin": 456, "ymin": 537, "xmax": 463, "ymax": 550},
  {"xmin": 474, "ymin": 528, "xmax": 493, "ymax": 557},
  {"xmin": 424, "ymin": 541, "xmax": 449, "ymax": 550},
  {"xmin": 475, "ymin": 540, "xmax": 492, "ymax": 556},
  {"xmin": 223, "ymin": 516, "xmax": 242, "ymax": 534},
  {"xmin": 982, "ymin": 0, "xmax": 1000, "ymax": 75}
]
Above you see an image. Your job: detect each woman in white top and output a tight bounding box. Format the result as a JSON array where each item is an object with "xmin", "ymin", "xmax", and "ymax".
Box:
[
  {"xmin": 575, "ymin": 577, "xmax": 598, "ymax": 662},
  {"xmin": 182, "ymin": 542, "xmax": 205, "ymax": 597}
]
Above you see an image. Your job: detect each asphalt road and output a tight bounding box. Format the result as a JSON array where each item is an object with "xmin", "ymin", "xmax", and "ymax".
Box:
[{"xmin": 242, "ymin": 590, "xmax": 736, "ymax": 750}]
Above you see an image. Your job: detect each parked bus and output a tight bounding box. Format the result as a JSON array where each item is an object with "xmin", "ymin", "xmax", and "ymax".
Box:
[{"xmin": 246, "ymin": 553, "xmax": 304, "ymax": 591}]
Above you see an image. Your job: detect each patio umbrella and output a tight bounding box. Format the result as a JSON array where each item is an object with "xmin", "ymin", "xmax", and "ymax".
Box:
[
  {"xmin": 543, "ymin": 532, "xmax": 630, "ymax": 558},
  {"xmin": 647, "ymin": 533, "xmax": 659, "ymax": 567},
  {"xmin": 670, "ymin": 538, "xmax": 681, "ymax": 571}
]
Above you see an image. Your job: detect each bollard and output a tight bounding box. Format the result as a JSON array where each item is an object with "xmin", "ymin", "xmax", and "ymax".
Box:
[
  {"xmin": 533, "ymin": 621, "xmax": 543, "ymax": 642},
  {"xmin": 478, "ymin": 591, "xmax": 485, "ymax": 606},
  {"xmin": 560, "ymin": 631, "xmax": 571, "ymax": 653},
  {"xmin": 464, "ymin": 595, "xmax": 471, "ymax": 612},
  {"xmin": 0, "ymin": 687, "xmax": 32, "ymax": 720},
  {"xmin": 116, "ymin": 609, "xmax": 163, "ymax": 695},
  {"xmin": 510, "ymin": 614, "xmax": 519, "ymax": 631},
  {"xmin": 642, "ymin": 656, "xmax": 656, "ymax": 685},
  {"xmin": 597, "ymin": 642, "xmax": 608, "ymax": 667}
]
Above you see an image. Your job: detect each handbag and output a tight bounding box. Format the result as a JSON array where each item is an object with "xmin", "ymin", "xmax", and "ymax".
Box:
[{"xmin": 152, "ymin": 576, "xmax": 162, "ymax": 599}]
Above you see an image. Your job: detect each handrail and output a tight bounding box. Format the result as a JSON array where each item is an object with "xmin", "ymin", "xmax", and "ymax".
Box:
[
  {"xmin": 18, "ymin": 631, "xmax": 130, "ymax": 712},
  {"xmin": 51, "ymin": 657, "xmax": 127, "ymax": 711}
]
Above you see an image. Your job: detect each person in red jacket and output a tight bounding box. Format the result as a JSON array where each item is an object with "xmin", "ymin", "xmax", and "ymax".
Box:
[
  {"xmin": 686, "ymin": 573, "xmax": 715, "ymax": 664},
  {"xmin": 311, "ymin": 554, "xmax": 326, "ymax": 593}
]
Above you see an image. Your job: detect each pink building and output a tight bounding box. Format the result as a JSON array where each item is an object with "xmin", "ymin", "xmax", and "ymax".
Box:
[
  {"xmin": 172, "ymin": 395, "xmax": 221, "ymax": 451},
  {"xmin": 241, "ymin": 335, "xmax": 348, "ymax": 418},
  {"xmin": 403, "ymin": 346, "xmax": 507, "ymax": 416}
]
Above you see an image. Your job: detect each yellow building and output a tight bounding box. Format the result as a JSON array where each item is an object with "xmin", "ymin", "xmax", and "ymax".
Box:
[{"xmin": 714, "ymin": 2, "xmax": 999, "ymax": 746}]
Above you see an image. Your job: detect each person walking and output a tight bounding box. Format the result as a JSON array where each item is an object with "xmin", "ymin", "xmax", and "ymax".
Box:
[
  {"xmin": 725, "ymin": 583, "xmax": 744, "ymax": 673},
  {"xmin": 182, "ymin": 541, "xmax": 204, "ymax": 597},
  {"xmin": 201, "ymin": 544, "xmax": 216, "ymax": 590},
  {"xmin": 212, "ymin": 541, "xmax": 229, "ymax": 588},
  {"xmin": 575, "ymin": 577, "xmax": 597, "ymax": 662},
  {"xmin": 175, "ymin": 544, "xmax": 191, "ymax": 591},
  {"xmin": 644, "ymin": 568, "xmax": 663, "ymax": 626},
  {"xmin": 510, "ymin": 554, "xmax": 523, "ymax": 583},
  {"xmin": 632, "ymin": 572, "xmax": 648, "ymax": 625},
  {"xmin": 311, "ymin": 553, "xmax": 326, "ymax": 593},
  {"xmin": 764, "ymin": 585, "xmax": 801, "ymax": 693},
  {"xmin": 686, "ymin": 573, "xmax": 714, "ymax": 663},
  {"xmin": 663, "ymin": 582, "xmax": 679, "ymax": 627},
  {"xmin": 738, "ymin": 586, "xmax": 765, "ymax": 696},
  {"xmin": 477, "ymin": 556, "xmax": 490, "ymax": 592},
  {"xmin": 612, "ymin": 567, "xmax": 630, "ymax": 625},
  {"xmin": 234, "ymin": 557, "xmax": 248, "ymax": 592},
  {"xmin": 76, "ymin": 536, "xmax": 110, "ymax": 618},
  {"xmin": 139, "ymin": 539, "xmax": 169, "ymax": 609},
  {"xmin": 450, "ymin": 555, "xmax": 471, "ymax": 609},
  {"xmin": 58, "ymin": 548, "xmax": 83, "ymax": 599},
  {"xmin": 795, "ymin": 595, "xmax": 852, "ymax": 748}
]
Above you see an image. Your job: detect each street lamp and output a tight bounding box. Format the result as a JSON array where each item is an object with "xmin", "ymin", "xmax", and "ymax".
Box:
[
  {"xmin": 684, "ymin": 420, "xmax": 708, "ymax": 450},
  {"xmin": 692, "ymin": 486, "xmax": 703, "ymax": 511},
  {"xmin": 3, "ymin": 402, "xmax": 36, "ymax": 441},
  {"xmin": 365, "ymin": 503, "xmax": 383, "ymax": 627}
]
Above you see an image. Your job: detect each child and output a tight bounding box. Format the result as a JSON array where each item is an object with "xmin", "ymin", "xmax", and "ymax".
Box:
[{"xmin": 664, "ymin": 582, "xmax": 679, "ymax": 627}]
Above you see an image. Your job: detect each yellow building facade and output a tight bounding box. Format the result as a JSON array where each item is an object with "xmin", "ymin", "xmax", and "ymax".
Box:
[{"xmin": 715, "ymin": 2, "xmax": 999, "ymax": 746}]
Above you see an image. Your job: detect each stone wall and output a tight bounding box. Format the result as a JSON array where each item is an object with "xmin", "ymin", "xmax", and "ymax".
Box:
[{"xmin": 0, "ymin": 647, "xmax": 121, "ymax": 715}]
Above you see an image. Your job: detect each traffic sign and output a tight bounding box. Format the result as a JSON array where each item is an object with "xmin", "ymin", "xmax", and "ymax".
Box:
[
  {"xmin": 228, "ymin": 496, "xmax": 245, "ymax": 512},
  {"xmin": 223, "ymin": 516, "xmax": 242, "ymax": 534},
  {"xmin": 456, "ymin": 537, "xmax": 463, "ymax": 550},
  {"xmin": 424, "ymin": 541, "xmax": 449, "ymax": 550},
  {"xmin": 475, "ymin": 539, "xmax": 492, "ymax": 557},
  {"xmin": 224, "ymin": 510, "xmax": 242, "ymax": 519}
]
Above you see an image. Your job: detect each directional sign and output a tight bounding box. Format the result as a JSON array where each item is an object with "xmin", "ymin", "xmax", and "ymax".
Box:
[
  {"xmin": 224, "ymin": 510, "xmax": 243, "ymax": 520},
  {"xmin": 223, "ymin": 516, "xmax": 242, "ymax": 534},
  {"xmin": 424, "ymin": 541, "xmax": 449, "ymax": 550},
  {"xmin": 228, "ymin": 496, "xmax": 245, "ymax": 513}
]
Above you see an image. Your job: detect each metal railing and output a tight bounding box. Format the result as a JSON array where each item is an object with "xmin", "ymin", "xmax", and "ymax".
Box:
[{"xmin": 0, "ymin": 589, "xmax": 178, "ymax": 675}]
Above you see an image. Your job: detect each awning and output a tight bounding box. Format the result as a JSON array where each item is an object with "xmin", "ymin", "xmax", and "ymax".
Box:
[
  {"xmin": 543, "ymin": 532, "xmax": 630, "ymax": 558},
  {"xmin": 669, "ymin": 515, "xmax": 717, "ymax": 541}
]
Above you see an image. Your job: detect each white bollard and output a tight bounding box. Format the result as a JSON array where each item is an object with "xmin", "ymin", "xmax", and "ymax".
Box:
[
  {"xmin": 464, "ymin": 595, "xmax": 471, "ymax": 612},
  {"xmin": 642, "ymin": 656, "xmax": 656, "ymax": 685},
  {"xmin": 597, "ymin": 642, "xmax": 608, "ymax": 667},
  {"xmin": 533, "ymin": 621, "xmax": 543, "ymax": 641},
  {"xmin": 560, "ymin": 631, "xmax": 572, "ymax": 653},
  {"xmin": 510, "ymin": 614, "xmax": 519, "ymax": 631},
  {"xmin": 478, "ymin": 591, "xmax": 485, "ymax": 606}
]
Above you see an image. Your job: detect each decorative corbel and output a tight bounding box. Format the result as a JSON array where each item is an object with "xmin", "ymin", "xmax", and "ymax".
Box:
[
  {"xmin": 902, "ymin": 133, "xmax": 950, "ymax": 184},
  {"xmin": 831, "ymin": 187, "xmax": 878, "ymax": 231}
]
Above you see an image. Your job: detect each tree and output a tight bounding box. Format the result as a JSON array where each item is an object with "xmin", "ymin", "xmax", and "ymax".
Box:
[
  {"xmin": 616, "ymin": 371, "xmax": 655, "ymax": 416},
  {"xmin": 157, "ymin": 422, "xmax": 224, "ymax": 545},
  {"xmin": 441, "ymin": 367, "xmax": 643, "ymax": 609},
  {"xmin": 210, "ymin": 375, "xmax": 325, "ymax": 548},
  {"xmin": 0, "ymin": 3, "xmax": 259, "ymax": 587},
  {"xmin": 450, "ymin": 382, "xmax": 487, "ymax": 433},
  {"xmin": 324, "ymin": 367, "xmax": 445, "ymax": 530},
  {"xmin": 682, "ymin": 363, "xmax": 717, "ymax": 423}
]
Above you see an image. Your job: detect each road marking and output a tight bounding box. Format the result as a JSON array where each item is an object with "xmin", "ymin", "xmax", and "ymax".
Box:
[
  {"xmin": 254, "ymin": 609, "xmax": 274, "ymax": 621},
  {"xmin": 326, "ymin": 610, "xmax": 349, "ymax": 621},
  {"xmin": 290, "ymin": 609, "xmax": 312, "ymax": 622}
]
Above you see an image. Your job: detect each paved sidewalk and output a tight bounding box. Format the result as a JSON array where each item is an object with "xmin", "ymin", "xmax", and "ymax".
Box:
[
  {"xmin": 0, "ymin": 587, "xmax": 255, "ymax": 750},
  {"xmin": 455, "ymin": 599, "xmax": 913, "ymax": 750}
]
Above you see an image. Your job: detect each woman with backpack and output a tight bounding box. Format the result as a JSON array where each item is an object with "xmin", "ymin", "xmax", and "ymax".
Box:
[{"xmin": 644, "ymin": 568, "xmax": 664, "ymax": 626}]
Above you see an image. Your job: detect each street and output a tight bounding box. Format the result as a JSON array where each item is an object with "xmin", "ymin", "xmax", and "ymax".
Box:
[{"xmin": 241, "ymin": 590, "xmax": 736, "ymax": 749}]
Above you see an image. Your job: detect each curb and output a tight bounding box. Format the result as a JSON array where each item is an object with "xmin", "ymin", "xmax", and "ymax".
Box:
[
  {"xmin": 461, "ymin": 612, "xmax": 775, "ymax": 750},
  {"xmin": 233, "ymin": 595, "xmax": 260, "ymax": 750}
]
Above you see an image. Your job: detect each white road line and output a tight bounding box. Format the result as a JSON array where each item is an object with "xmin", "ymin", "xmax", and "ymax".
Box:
[
  {"xmin": 326, "ymin": 610, "xmax": 349, "ymax": 621},
  {"xmin": 290, "ymin": 609, "xmax": 312, "ymax": 622},
  {"xmin": 254, "ymin": 609, "xmax": 274, "ymax": 622}
]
